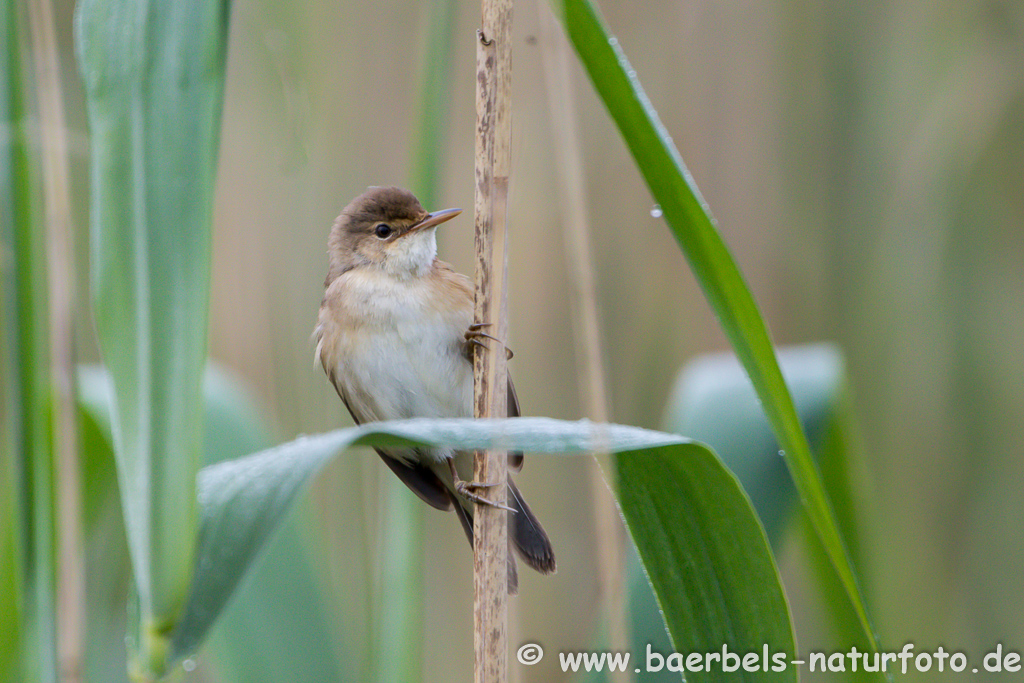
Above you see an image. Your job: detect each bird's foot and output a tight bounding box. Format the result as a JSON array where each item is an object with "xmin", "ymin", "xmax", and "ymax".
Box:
[
  {"xmin": 464, "ymin": 322, "xmax": 514, "ymax": 360},
  {"xmin": 449, "ymin": 458, "xmax": 516, "ymax": 512}
]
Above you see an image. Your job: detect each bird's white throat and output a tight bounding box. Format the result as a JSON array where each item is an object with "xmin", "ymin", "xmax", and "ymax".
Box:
[{"xmin": 383, "ymin": 227, "xmax": 438, "ymax": 279}]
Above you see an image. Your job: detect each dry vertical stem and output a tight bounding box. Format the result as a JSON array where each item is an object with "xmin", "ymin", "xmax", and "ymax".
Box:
[
  {"xmin": 27, "ymin": 0, "xmax": 83, "ymax": 679},
  {"xmin": 472, "ymin": 0, "xmax": 514, "ymax": 682}
]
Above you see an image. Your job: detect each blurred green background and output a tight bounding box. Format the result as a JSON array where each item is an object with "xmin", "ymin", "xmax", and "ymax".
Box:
[{"xmin": 18, "ymin": 0, "xmax": 1024, "ymax": 680}]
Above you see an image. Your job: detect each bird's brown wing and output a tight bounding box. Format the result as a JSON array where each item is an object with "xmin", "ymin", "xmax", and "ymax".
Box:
[
  {"xmin": 376, "ymin": 450, "xmax": 453, "ymax": 511},
  {"xmin": 506, "ymin": 375, "xmax": 524, "ymax": 472}
]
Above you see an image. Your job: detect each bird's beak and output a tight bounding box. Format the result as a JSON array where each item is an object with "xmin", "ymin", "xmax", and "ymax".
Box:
[{"xmin": 409, "ymin": 207, "xmax": 462, "ymax": 233}]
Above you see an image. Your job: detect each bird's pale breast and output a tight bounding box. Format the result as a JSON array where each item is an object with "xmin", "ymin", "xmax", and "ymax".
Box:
[{"xmin": 316, "ymin": 265, "xmax": 474, "ymax": 462}]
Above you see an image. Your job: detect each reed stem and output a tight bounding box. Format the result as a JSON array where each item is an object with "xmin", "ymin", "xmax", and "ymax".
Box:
[{"xmin": 471, "ymin": 1, "xmax": 514, "ymax": 681}]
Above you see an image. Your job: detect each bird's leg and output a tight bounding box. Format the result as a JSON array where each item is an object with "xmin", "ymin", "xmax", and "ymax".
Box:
[
  {"xmin": 464, "ymin": 322, "xmax": 514, "ymax": 360},
  {"xmin": 448, "ymin": 457, "xmax": 515, "ymax": 512}
]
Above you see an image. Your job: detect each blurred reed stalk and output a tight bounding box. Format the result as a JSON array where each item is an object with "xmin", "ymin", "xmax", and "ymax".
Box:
[
  {"xmin": 472, "ymin": 0, "xmax": 514, "ymax": 680},
  {"xmin": 371, "ymin": 2, "xmax": 458, "ymax": 681},
  {"xmin": 537, "ymin": 5, "xmax": 630, "ymax": 682},
  {"xmin": 26, "ymin": 0, "xmax": 83, "ymax": 678}
]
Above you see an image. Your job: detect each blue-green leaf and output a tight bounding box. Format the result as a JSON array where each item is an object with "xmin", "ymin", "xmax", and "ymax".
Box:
[
  {"xmin": 167, "ymin": 417, "xmax": 793, "ymax": 682},
  {"xmin": 75, "ymin": 0, "xmax": 231, "ymax": 675}
]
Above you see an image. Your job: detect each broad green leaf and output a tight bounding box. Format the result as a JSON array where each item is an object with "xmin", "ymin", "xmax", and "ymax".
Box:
[
  {"xmin": 167, "ymin": 417, "xmax": 792, "ymax": 680},
  {"xmin": 74, "ymin": 0, "xmax": 231, "ymax": 674},
  {"xmin": 1, "ymin": 2, "xmax": 56, "ymax": 680},
  {"xmin": 663, "ymin": 344, "xmax": 845, "ymax": 546},
  {"xmin": 626, "ymin": 548, "xmax": 678, "ymax": 683},
  {"xmin": 617, "ymin": 449, "xmax": 795, "ymax": 683},
  {"xmin": 555, "ymin": 0, "xmax": 880, "ymax": 660}
]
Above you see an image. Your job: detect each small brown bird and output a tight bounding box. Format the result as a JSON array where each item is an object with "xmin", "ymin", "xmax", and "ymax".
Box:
[{"xmin": 314, "ymin": 186, "xmax": 555, "ymax": 592}]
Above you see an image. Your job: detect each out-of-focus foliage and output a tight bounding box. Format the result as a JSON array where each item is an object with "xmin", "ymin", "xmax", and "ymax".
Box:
[
  {"xmin": 2, "ymin": 1, "xmax": 56, "ymax": 680},
  {"xmin": 664, "ymin": 343, "xmax": 876, "ymax": 680},
  {"xmin": 663, "ymin": 343, "xmax": 846, "ymax": 546},
  {"xmin": 78, "ymin": 364, "xmax": 347, "ymax": 681},
  {"xmin": 4, "ymin": 0, "xmax": 1023, "ymax": 681}
]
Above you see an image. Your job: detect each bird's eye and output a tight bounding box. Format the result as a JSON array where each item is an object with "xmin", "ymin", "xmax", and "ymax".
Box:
[{"xmin": 374, "ymin": 223, "xmax": 393, "ymax": 239}]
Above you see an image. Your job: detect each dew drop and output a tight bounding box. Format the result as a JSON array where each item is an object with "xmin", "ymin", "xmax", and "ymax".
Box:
[
  {"xmin": 650, "ymin": 205, "xmax": 663, "ymax": 218},
  {"xmin": 182, "ymin": 657, "xmax": 197, "ymax": 672},
  {"xmin": 608, "ymin": 36, "xmax": 618, "ymax": 46},
  {"xmin": 778, "ymin": 450, "xmax": 786, "ymax": 458}
]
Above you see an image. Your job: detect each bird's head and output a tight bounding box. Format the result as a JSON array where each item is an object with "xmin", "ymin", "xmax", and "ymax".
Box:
[{"xmin": 326, "ymin": 186, "xmax": 461, "ymax": 282}]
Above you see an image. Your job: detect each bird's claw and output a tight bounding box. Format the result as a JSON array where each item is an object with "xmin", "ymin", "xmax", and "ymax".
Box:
[
  {"xmin": 449, "ymin": 458, "xmax": 516, "ymax": 512},
  {"xmin": 465, "ymin": 322, "xmax": 514, "ymax": 360},
  {"xmin": 455, "ymin": 480, "xmax": 516, "ymax": 512}
]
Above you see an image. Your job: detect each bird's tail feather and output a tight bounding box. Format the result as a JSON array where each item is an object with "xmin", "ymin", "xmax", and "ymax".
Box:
[
  {"xmin": 450, "ymin": 478, "xmax": 557, "ymax": 573},
  {"xmin": 507, "ymin": 478, "xmax": 556, "ymax": 575},
  {"xmin": 449, "ymin": 477, "xmax": 556, "ymax": 594}
]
